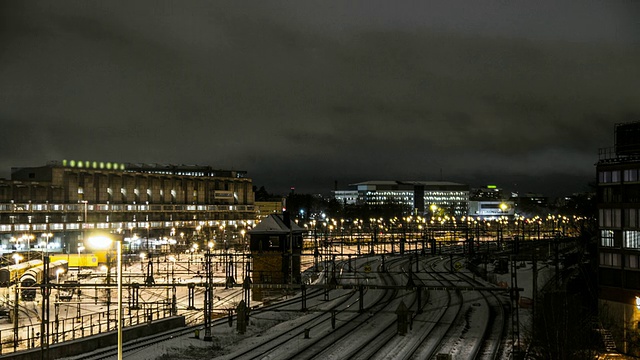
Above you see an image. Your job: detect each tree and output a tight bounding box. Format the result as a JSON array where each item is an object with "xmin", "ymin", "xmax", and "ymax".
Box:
[{"xmin": 254, "ymin": 186, "xmax": 274, "ymax": 201}]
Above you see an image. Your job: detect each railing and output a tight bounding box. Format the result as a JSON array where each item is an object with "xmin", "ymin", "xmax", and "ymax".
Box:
[
  {"xmin": 599, "ymin": 147, "xmax": 640, "ymax": 162},
  {"xmin": 0, "ymin": 303, "xmax": 172, "ymax": 356}
]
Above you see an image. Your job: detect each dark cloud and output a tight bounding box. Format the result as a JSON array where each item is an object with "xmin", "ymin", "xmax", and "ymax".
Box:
[{"xmin": 1, "ymin": 1, "xmax": 639, "ymax": 196}]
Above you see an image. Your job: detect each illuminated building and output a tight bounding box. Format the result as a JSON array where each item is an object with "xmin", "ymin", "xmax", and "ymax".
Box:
[
  {"xmin": 333, "ymin": 180, "xmax": 469, "ymax": 216},
  {"xmin": 596, "ymin": 122, "xmax": 640, "ymax": 356},
  {"xmin": 0, "ymin": 161, "xmax": 255, "ymax": 255},
  {"xmin": 468, "ymin": 185, "xmax": 515, "ymax": 218},
  {"xmin": 255, "ymin": 200, "xmax": 285, "ymax": 219}
]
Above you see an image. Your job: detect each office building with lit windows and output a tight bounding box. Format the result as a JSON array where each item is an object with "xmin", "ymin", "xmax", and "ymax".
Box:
[
  {"xmin": 468, "ymin": 185, "xmax": 515, "ymax": 218},
  {"xmin": 0, "ymin": 160, "xmax": 256, "ymax": 256},
  {"xmin": 333, "ymin": 180, "xmax": 469, "ymax": 216},
  {"xmin": 596, "ymin": 122, "xmax": 640, "ymax": 356}
]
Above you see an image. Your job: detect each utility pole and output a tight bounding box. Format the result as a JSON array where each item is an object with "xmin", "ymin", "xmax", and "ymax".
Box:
[
  {"xmin": 13, "ymin": 273, "xmax": 19, "ymax": 351},
  {"xmin": 41, "ymin": 256, "xmax": 50, "ymax": 360},
  {"xmin": 203, "ymin": 250, "xmax": 212, "ymax": 341}
]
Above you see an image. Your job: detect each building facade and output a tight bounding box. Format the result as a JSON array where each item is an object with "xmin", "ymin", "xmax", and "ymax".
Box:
[
  {"xmin": 468, "ymin": 185, "xmax": 515, "ymax": 218},
  {"xmin": 334, "ymin": 180, "xmax": 469, "ymax": 217},
  {"xmin": 597, "ymin": 122, "xmax": 640, "ymax": 356},
  {"xmin": 0, "ymin": 161, "xmax": 256, "ymax": 256}
]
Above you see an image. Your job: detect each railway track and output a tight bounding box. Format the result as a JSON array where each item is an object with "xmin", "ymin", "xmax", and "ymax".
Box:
[
  {"xmin": 60, "ymin": 253, "xmax": 513, "ymax": 360},
  {"xmin": 63, "ymin": 259, "xmax": 378, "ymax": 360}
]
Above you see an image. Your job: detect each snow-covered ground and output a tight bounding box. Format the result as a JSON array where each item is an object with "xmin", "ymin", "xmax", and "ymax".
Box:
[{"xmin": 66, "ymin": 254, "xmax": 550, "ymax": 360}]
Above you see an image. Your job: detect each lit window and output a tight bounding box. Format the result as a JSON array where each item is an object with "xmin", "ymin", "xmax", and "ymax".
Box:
[
  {"xmin": 624, "ymin": 231, "xmax": 640, "ymax": 249},
  {"xmin": 600, "ymin": 230, "xmax": 614, "ymax": 247}
]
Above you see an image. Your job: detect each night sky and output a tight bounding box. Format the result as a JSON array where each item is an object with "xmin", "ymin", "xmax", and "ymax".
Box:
[{"xmin": 2, "ymin": 1, "xmax": 639, "ymax": 197}]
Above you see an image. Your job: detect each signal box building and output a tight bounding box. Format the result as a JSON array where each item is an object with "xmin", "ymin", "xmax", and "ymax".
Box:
[
  {"xmin": 596, "ymin": 122, "xmax": 640, "ymax": 356},
  {"xmin": 248, "ymin": 213, "xmax": 304, "ymax": 301}
]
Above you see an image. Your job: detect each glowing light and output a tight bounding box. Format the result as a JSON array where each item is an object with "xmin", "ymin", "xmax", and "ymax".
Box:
[{"xmin": 86, "ymin": 236, "xmax": 112, "ymax": 249}]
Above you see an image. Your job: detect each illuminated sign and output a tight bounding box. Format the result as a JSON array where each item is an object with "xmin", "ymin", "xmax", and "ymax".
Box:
[
  {"xmin": 636, "ymin": 296, "xmax": 640, "ymax": 311},
  {"xmin": 487, "ymin": 185, "xmax": 497, "ymax": 189},
  {"xmin": 62, "ymin": 160, "xmax": 125, "ymax": 171}
]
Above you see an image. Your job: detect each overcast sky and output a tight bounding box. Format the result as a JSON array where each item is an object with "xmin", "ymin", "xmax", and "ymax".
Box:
[{"xmin": 2, "ymin": 1, "xmax": 639, "ymax": 196}]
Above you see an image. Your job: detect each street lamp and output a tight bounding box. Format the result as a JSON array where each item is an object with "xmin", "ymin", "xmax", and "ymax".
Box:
[
  {"xmin": 42, "ymin": 232, "xmax": 53, "ymax": 259},
  {"xmin": 87, "ymin": 235, "xmax": 123, "ymax": 360},
  {"xmin": 21, "ymin": 234, "xmax": 34, "ymax": 259}
]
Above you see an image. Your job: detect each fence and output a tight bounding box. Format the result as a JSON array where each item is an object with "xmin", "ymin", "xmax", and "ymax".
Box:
[{"xmin": 0, "ymin": 302, "xmax": 171, "ymax": 356}]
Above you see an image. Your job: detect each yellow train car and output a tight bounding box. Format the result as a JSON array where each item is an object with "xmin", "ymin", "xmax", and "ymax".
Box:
[
  {"xmin": 92, "ymin": 250, "xmax": 108, "ymax": 264},
  {"xmin": 49, "ymin": 254, "xmax": 99, "ymax": 268}
]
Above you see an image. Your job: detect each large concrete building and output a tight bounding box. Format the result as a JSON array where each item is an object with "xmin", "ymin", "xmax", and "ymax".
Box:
[
  {"xmin": 0, "ymin": 160, "xmax": 255, "ymax": 256},
  {"xmin": 334, "ymin": 180, "xmax": 469, "ymax": 217},
  {"xmin": 596, "ymin": 122, "xmax": 640, "ymax": 356}
]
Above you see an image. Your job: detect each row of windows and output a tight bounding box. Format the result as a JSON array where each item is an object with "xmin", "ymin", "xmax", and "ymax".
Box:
[
  {"xmin": 599, "ymin": 169, "xmax": 640, "ymax": 184},
  {"xmin": 425, "ymin": 196, "xmax": 468, "ymax": 202},
  {"xmin": 425, "ymin": 191, "xmax": 468, "ymax": 197},
  {"xmin": 600, "ymin": 252, "xmax": 640, "ymax": 269},
  {"xmin": 599, "ymin": 208, "xmax": 640, "ymax": 228},
  {"xmin": 0, "ymin": 203, "xmax": 252, "ymax": 212},
  {"xmin": 600, "ymin": 229, "xmax": 640, "ymax": 249}
]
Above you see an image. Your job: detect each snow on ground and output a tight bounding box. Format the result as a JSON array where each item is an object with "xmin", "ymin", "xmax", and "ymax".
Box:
[{"xmin": 64, "ymin": 258, "xmax": 555, "ymax": 360}]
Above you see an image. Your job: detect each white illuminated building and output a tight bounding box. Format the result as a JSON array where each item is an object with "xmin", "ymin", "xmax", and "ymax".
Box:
[{"xmin": 334, "ymin": 180, "xmax": 469, "ymax": 216}]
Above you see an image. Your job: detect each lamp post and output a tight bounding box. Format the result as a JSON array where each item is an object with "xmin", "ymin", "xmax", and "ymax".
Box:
[
  {"xmin": 87, "ymin": 235, "xmax": 123, "ymax": 360},
  {"xmin": 12, "ymin": 253, "xmax": 21, "ymax": 351},
  {"xmin": 77, "ymin": 246, "xmax": 85, "ymax": 277},
  {"xmin": 21, "ymin": 234, "xmax": 34, "ymax": 260},
  {"xmin": 42, "ymin": 232, "xmax": 53, "ymax": 259},
  {"xmin": 168, "ymin": 255, "xmax": 176, "ymax": 315}
]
